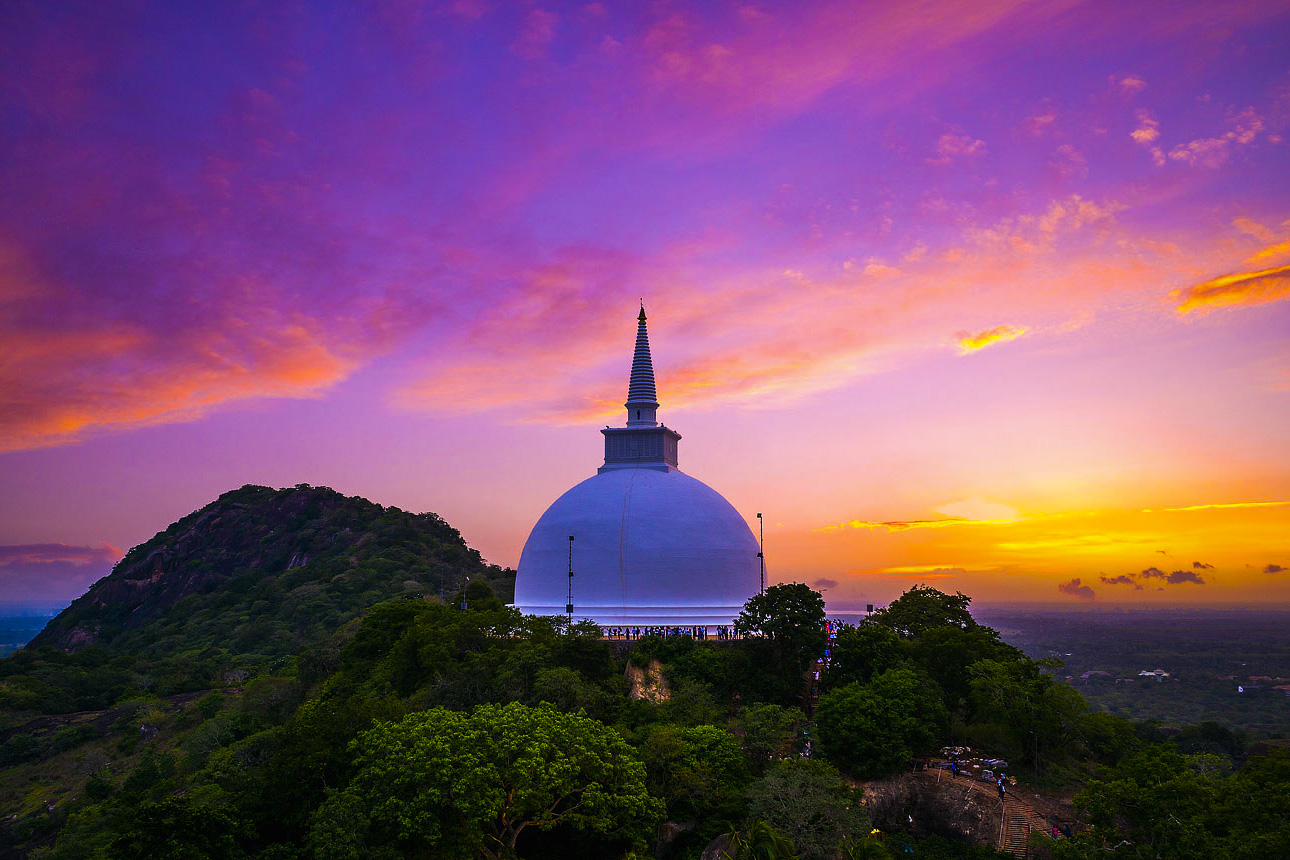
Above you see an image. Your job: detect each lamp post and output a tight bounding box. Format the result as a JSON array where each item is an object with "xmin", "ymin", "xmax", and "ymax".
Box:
[
  {"xmin": 566, "ymin": 535, "xmax": 575, "ymax": 625},
  {"xmin": 757, "ymin": 512, "xmax": 764, "ymax": 594}
]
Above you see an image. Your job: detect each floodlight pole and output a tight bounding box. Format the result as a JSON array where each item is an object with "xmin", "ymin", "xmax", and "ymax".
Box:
[
  {"xmin": 566, "ymin": 535, "xmax": 575, "ymax": 625},
  {"xmin": 757, "ymin": 512, "xmax": 764, "ymax": 594}
]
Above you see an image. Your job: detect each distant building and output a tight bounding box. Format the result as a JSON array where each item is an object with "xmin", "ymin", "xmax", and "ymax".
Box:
[{"xmin": 1138, "ymin": 668, "xmax": 1170, "ymax": 679}]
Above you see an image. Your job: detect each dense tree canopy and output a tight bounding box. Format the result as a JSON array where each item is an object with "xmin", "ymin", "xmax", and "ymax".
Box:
[
  {"xmin": 1049, "ymin": 747, "xmax": 1290, "ymax": 860},
  {"xmin": 734, "ymin": 583, "xmax": 827, "ymax": 705},
  {"xmin": 869, "ymin": 585, "xmax": 975, "ymax": 638},
  {"xmin": 746, "ymin": 759, "xmax": 868, "ymax": 860},
  {"xmin": 817, "ymin": 667, "xmax": 949, "ymax": 777},
  {"xmin": 326, "ymin": 702, "xmax": 661, "ymax": 859}
]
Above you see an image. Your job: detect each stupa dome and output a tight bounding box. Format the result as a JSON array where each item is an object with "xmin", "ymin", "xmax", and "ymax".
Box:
[{"xmin": 512, "ymin": 305, "xmax": 761, "ymax": 627}]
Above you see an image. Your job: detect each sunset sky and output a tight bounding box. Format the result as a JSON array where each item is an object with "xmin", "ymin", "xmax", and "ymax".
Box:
[{"xmin": 2, "ymin": 0, "xmax": 1288, "ymax": 609}]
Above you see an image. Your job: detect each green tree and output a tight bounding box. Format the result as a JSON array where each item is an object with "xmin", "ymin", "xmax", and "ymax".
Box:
[
  {"xmin": 968, "ymin": 658, "xmax": 1085, "ymax": 775},
  {"xmin": 530, "ymin": 666, "xmax": 601, "ymax": 713},
  {"xmin": 328, "ymin": 702, "xmax": 661, "ymax": 859},
  {"xmin": 908, "ymin": 624, "xmax": 1021, "ymax": 715},
  {"xmin": 638, "ymin": 724, "xmax": 749, "ymax": 820},
  {"xmin": 838, "ymin": 836, "xmax": 892, "ymax": 860},
  {"xmin": 746, "ymin": 759, "xmax": 868, "ymax": 860},
  {"xmin": 816, "ymin": 667, "xmax": 947, "ymax": 777},
  {"xmin": 1075, "ymin": 711, "xmax": 1138, "ymax": 766},
  {"xmin": 108, "ymin": 797, "xmax": 243, "ymax": 860},
  {"xmin": 1073, "ymin": 746, "xmax": 1222, "ymax": 860},
  {"xmin": 722, "ymin": 820, "xmax": 799, "ymax": 860},
  {"xmin": 735, "ymin": 584, "xmax": 826, "ymax": 704},
  {"xmin": 734, "ymin": 703, "xmax": 806, "ymax": 775},
  {"xmin": 820, "ymin": 624, "xmax": 905, "ymax": 692},
  {"xmin": 870, "ymin": 586, "xmax": 974, "ymax": 638},
  {"xmin": 735, "ymin": 584, "xmax": 827, "ymax": 652}
]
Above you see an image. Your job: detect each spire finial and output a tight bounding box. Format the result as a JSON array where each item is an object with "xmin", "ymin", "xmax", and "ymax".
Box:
[{"xmin": 625, "ymin": 303, "xmax": 658, "ymax": 425}]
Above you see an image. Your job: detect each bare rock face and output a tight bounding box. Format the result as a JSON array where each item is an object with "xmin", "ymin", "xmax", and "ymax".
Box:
[
  {"xmin": 655, "ymin": 820, "xmax": 697, "ymax": 858},
  {"xmin": 699, "ymin": 832, "xmax": 733, "ymax": 860},
  {"xmin": 862, "ymin": 772, "xmax": 1004, "ymax": 848},
  {"xmin": 626, "ymin": 658, "xmax": 671, "ymax": 702}
]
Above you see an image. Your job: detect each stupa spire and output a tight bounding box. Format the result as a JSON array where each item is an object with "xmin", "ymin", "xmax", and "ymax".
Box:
[
  {"xmin": 625, "ymin": 302, "xmax": 659, "ymax": 426},
  {"xmin": 600, "ymin": 303, "xmax": 681, "ymax": 472}
]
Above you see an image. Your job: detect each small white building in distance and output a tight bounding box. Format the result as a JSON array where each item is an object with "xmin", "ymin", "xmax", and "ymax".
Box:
[{"xmin": 512, "ymin": 306, "xmax": 762, "ymax": 627}]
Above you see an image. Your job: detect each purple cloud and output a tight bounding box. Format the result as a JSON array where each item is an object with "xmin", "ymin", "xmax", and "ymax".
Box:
[
  {"xmin": 1100, "ymin": 574, "xmax": 1142, "ymax": 590},
  {"xmin": 813, "ymin": 577, "xmax": 839, "ymax": 589},
  {"xmin": 1140, "ymin": 567, "xmax": 1166, "ymax": 579},
  {"xmin": 1167, "ymin": 569, "xmax": 1205, "ymax": 585},
  {"xmin": 0, "ymin": 543, "xmax": 122, "ymax": 605},
  {"xmin": 1266, "ymin": 564, "xmax": 1287, "ymax": 575},
  {"xmin": 1058, "ymin": 577, "xmax": 1095, "ymax": 600},
  {"xmin": 1192, "ymin": 561, "xmax": 1213, "ymax": 569}
]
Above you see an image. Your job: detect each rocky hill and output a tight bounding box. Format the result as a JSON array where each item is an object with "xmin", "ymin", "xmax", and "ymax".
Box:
[{"xmin": 26, "ymin": 483, "xmax": 512, "ymax": 659}]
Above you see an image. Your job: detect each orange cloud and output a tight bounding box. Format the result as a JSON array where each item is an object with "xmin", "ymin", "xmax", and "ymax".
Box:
[
  {"xmin": 0, "ymin": 256, "xmax": 426, "ymax": 451},
  {"xmin": 1151, "ymin": 500, "xmax": 1290, "ymax": 513},
  {"xmin": 1130, "ymin": 109, "xmax": 1160, "ymax": 143},
  {"xmin": 958, "ymin": 324, "xmax": 1028, "ymax": 353},
  {"xmin": 878, "ymin": 564, "xmax": 999, "ymax": 574},
  {"xmin": 820, "ymin": 517, "xmax": 990, "ymax": 533},
  {"xmin": 819, "ymin": 505, "xmax": 1023, "ymax": 533},
  {"xmin": 1173, "ymin": 264, "xmax": 1290, "ymax": 314},
  {"xmin": 1, "ymin": 312, "xmax": 362, "ymax": 452},
  {"xmin": 812, "ymin": 498, "xmax": 1289, "ymax": 605}
]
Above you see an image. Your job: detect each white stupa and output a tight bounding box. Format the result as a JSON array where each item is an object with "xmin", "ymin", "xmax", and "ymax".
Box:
[{"xmin": 512, "ymin": 305, "xmax": 762, "ymax": 627}]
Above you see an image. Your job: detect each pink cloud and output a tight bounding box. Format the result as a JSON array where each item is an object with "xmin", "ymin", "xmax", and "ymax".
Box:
[
  {"xmin": 1049, "ymin": 144, "xmax": 1088, "ymax": 180},
  {"xmin": 629, "ymin": 0, "xmax": 1085, "ymax": 130},
  {"xmin": 513, "ymin": 9, "xmax": 558, "ymax": 59},
  {"xmin": 928, "ymin": 132, "xmax": 987, "ymax": 165},
  {"xmin": 1165, "ymin": 108, "xmax": 1267, "ymax": 168},
  {"xmin": 1114, "ymin": 75, "xmax": 1147, "ymax": 94},
  {"xmin": 391, "ymin": 193, "xmax": 1273, "ymax": 426}
]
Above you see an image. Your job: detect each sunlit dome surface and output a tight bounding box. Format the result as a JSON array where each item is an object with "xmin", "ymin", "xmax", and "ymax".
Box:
[
  {"xmin": 512, "ymin": 307, "xmax": 760, "ymax": 627},
  {"xmin": 514, "ymin": 468, "xmax": 760, "ymax": 626}
]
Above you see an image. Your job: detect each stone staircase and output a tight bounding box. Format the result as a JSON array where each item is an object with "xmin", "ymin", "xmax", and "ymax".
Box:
[{"xmin": 999, "ymin": 794, "xmax": 1045, "ymax": 857}]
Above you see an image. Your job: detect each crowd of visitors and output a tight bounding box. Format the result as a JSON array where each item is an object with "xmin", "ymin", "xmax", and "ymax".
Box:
[{"xmin": 601, "ymin": 625, "xmax": 739, "ymax": 640}]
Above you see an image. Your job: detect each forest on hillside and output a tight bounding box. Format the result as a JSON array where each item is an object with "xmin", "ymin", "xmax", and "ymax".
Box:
[
  {"xmin": 0, "ymin": 583, "xmax": 1285, "ymax": 858},
  {"xmin": 0, "ymin": 486, "xmax": 1287, "ymax": 859}
]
